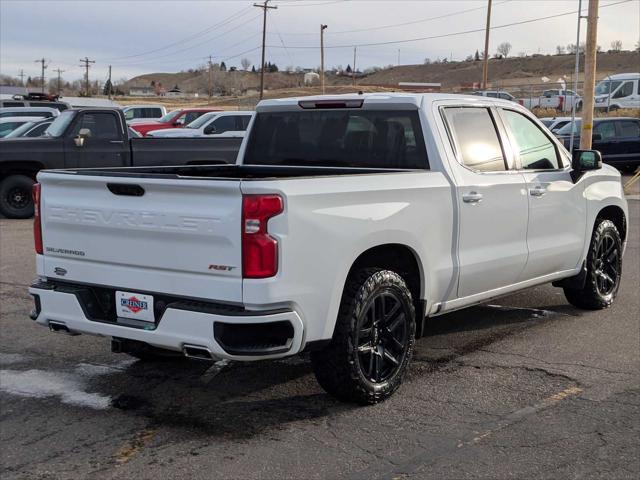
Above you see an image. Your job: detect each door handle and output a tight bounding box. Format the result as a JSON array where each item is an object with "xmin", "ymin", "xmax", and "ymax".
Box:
[
  {"xmin": 529, "ymin": 185, "xmax": 547, "ymax": 197},
  {"xmin": 462, "ymin": 191, "xmax": 483, "ymax": 204},
  {"xmin": 109, "ymin": 140, "xmax": 124, "ymax": 144}
]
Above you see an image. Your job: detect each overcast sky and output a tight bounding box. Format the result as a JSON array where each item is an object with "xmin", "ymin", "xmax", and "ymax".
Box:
[{"xmin": 1, "ymin": 0, "xmax": 638, "ymax": 83}]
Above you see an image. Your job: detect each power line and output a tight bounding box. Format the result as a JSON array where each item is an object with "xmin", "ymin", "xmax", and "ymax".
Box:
[
  {"xmin": 34, "ymin": 58, "xmax": 48, "ymax": 93},
  {"xmin": 103, "ymin": 5, "xmax": 254, "ymax": 61},
  {"xmin": 265, "ymin": 0, "xmax": 633, "ymax": 49},
  {"xmin": 254, "ymin": 0, "xmax": 278, "ymax": 99},
  {"xmin": 276, "ymin": 0, "xmax": 511, "ymax": 36},
  {"xmin": 79, "ymin": 57, "xmax": 95, "ymax": 96},
  {"xmin": 110, "ymin": 14, "xmax": 262, "ymax": 66}
]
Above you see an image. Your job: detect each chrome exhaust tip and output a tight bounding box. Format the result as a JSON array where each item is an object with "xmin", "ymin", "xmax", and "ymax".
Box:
[
  {"xmin": 182, "ymin": 344, "xmax": 214, "ymax": 361},
  {"xmin": 48, "ymin": 320, "xmax": 80, "ymax": 336}
]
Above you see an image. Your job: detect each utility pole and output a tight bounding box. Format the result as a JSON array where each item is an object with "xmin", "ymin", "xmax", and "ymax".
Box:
[
  {"xmin": 352, "ymin": 46, "xmax": 357, "ymax": 87},
  {"xmin": 18, "ymin": 69, "xmax": 25, "ymax": 86},
  {"xmin": 481, "ymin": 0, "xmax": 493, "ymax": 90},
  {"xmin": 320, "ymin": 24, "xmax": 328, "ymax": 94},
  {"xmin": 254, "ymin": 0, "xmax": 277, "ymax": 100},
  {"xmin": 107, "ymin": 65, "xmax": 112, "ymax": 100},
  {"xmin": 34, "ymin": 58, "xmax": 48, "ymax": 93},
  {"xmin": 580, "ymin": 0, "xmax": 599, "ymax": 150},
  {"xmin": 79, "ymin": 57, "xmax": 95, "ymax": 96},
  {"xmin": 207, "ymin": 55, "xmax": 213, "ymax": 101},
  {"xmin": 54, "ymin": 68, "xmax": 65, "ymax": 96},
  {"xmin": 397, "ymin": 49, "xmax": 400, "ymax": 66},
  {"xmin": 569, "ymin": 0, "xmax": 584, "ymax": 155}
]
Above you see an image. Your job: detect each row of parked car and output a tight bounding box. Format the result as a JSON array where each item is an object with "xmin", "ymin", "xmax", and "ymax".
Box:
[
  {"xmin": 0, "ymin": 101, "xmax": 256, "ymax": 140},
  {"xmin": 0, "ymin": 92, "xmax": 637, "ymax": 218},
  {"xmin": 472, "ymin": 72, "xmax": 640, "ymax": 113}
]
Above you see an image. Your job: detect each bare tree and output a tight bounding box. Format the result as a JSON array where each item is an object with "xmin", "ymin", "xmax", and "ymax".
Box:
[
  {"xmin": 610, "ymin": 40, "xmax": 623, "ymax": 52},
  {"xmin": 240, "ymin": 58, "xmax": 251, "ymax": 71},
  {"xmin": 556, "ymin": 45, "xmax": 566, "ymax": 55},
  {"xmin": 496, "ymin": 42, "xmax": 512, "ymax": 58}
]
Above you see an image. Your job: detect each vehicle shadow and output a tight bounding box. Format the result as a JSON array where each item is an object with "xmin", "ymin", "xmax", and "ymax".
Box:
[{"xmin": 92, "ymin": 300, "xmax": 579, "ymax": 438}]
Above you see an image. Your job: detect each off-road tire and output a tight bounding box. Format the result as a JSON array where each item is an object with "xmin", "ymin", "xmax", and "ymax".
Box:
[
  {"xmin": 564, "ymin": 219, "xmax": 622, "ymax": 310},
  {"xmin": 311, "ymin": 268, "xmax": 416, "ymax": 405},
  {"xmin": 0, "ymin": 175, "xmax": 35, "ymax": 219}
]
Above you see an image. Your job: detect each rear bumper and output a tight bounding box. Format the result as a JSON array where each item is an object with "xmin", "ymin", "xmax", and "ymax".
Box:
[{"xmin": 29, "ymin": 281, "xmax": 304, "ymax": 361}]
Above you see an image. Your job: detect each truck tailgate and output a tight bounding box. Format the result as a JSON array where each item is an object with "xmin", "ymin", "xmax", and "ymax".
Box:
[{"xmin": 38, "ymin": 172, "xmax": 243, "ymax": 303}]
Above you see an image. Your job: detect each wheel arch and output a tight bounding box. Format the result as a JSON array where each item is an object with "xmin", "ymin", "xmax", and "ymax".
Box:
[
  {"xmin": 345, "ymin": 243, "xmax": 427, "ymax": 337},
  {"xmin": 596, "ymin": 205, "xmax": 627, "ymax": 243},
  {"xmin": 0, "ymin": 161, "xmax": 45, "ymax": 181}
]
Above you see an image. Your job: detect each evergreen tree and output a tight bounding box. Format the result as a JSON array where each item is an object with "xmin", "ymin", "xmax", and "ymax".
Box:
[
  {"xmin": 474, "ymin": 50, "xmax": 480, "ymax": 61},
  {"xmin": 220, "ymin": 61, "xmax": 227, "ymax": 71},
  {"xmin": 251, "ymin": 65, "xmax": 256, "ymax": 73},
  {"xmin": 103, "ymin": 78, "xmax": 113, "ymax": 96},
  {"xmin": 346, "ymin": 64, "xmax": 352, "ymax": 73}
]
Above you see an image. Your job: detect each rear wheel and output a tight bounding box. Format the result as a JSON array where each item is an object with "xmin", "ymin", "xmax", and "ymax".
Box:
[
  {"xmin": 0, "ymin": 175, "xmax": 35, "ymax": 218},
  {"xmin": 311, "ymin": 268, "xmax": 416, "ymax": 404},
  {"xmin": 564, "ymin": 219, "xmax": 622, "ymax": 310}
]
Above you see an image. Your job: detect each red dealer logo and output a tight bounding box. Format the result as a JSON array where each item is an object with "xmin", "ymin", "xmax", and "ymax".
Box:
[{"xmin": 121, "ymin": 296, "xmax": 148, "ymax": 314}]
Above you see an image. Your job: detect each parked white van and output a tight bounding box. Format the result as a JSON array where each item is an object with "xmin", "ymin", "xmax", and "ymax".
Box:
[{"xmin": 594, "ymin": 73, "xmax": 640, "ymax": 110}]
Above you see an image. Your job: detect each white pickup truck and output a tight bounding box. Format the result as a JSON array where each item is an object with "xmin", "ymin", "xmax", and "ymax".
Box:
[
  {"xmin": 29, "ymin": 93, "xmax": 628, "ymax": 404},
  {"xmin": 519, "ymin": 89, "xmax": 583, "ymax": 112}
]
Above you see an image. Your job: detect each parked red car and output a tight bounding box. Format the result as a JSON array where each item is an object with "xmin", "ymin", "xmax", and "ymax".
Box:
[{"xmin": 129, "ymin": 108, "xmax": 222, "ymax": 137}]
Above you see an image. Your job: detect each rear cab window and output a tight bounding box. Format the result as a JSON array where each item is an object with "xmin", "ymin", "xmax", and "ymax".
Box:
[
  {"xmin": 442, "ymin": 107, "xmax": 507, "ymax": 172},
  {"xmin": 244, "ymin": 109, "xmax": 428, "ymax": 169}
]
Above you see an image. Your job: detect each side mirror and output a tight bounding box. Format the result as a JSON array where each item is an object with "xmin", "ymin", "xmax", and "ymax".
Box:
[
  {"xmin": 204, "ymin": 125, "xmax": 217, "ymax": 135},
  {"xmin": 174, "ymin": 118, "xmax": 185, "ymax": 126},
  {"xmin": 571, "ymin": 149, "xmax": 602, "ymax": 182},
  {"xmin": 74, "ymin": 128, "xmax": 91, "ymax": 147}
]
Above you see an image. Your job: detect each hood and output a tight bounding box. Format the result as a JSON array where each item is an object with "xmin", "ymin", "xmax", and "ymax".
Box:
[{"xmin": 148, "ymin": 128, "xmax": 198, "ymax": 138}]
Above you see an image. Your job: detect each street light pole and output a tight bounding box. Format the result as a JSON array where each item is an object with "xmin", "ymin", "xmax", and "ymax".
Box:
[
  {"xmin": 320, "ymin": 24, "xmax": 328, "ymax": 94},
  {"xmin": 569, "ymin": 0, "xmax": 583, "ymax": 155}
]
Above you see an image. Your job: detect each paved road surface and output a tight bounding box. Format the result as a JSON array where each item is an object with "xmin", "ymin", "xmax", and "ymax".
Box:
[{"xmin": 0, "ymin": 200, "xmax": 637, "ymax": 480}]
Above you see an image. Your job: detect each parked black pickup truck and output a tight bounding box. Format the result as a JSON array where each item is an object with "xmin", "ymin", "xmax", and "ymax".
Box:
[{"xmin": 0, "ymin": 107, "xmax": 243, "ymax": 218}]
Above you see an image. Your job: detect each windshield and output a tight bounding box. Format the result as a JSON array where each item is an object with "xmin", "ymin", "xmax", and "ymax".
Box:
[
  {"xmin": 158, "ymin": 110, "xmax": 180, "ymax": 123},
  {"xmin": 186, "ymin": 112, "xmax": 218, "ymax": 129},
  {"xmin": 4, "ymin": 121, "xmax": 35, "ymax": 138},
  {"xmin": 556, "ymin": 120, "xmax": 581, "ymax": 136},
  {"xmin": 595, "ymin": 80, "xmax": 622, "ymax": 96},
  {"xmin": 44, "ymin": 110, "xmax": 75, "ymax": 137},
  {"xmin": 244, "ymin": 109, "xmax": 428, "ymax": 169}
]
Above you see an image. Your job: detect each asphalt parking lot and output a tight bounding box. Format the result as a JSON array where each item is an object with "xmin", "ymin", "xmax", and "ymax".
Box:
[{"xmin": 1, "ymin": 197, "xmax": 638, "ymax": 479}]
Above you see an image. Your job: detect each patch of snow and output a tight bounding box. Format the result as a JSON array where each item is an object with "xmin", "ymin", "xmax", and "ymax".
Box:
[{"xmin": 0, "ymin": 369, "xmax": 111, "ymax": 409}]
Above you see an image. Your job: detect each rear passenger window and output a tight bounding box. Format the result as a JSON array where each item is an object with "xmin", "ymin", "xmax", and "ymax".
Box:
[
  {"xmin": 617, "ymin": 120, "xmax": 640, "ymax": 138},
  {"xmin": 501, "ymin": 109, "xmax": 560, "ymax": 170},
  {"xmin": 240, "ymin": 115, "xmax": 251, "ymax": 130},
  {"xmin": 443, "ymin": 107, "xmax": 506, "ymax": 172},
  {"xmin": 594, "ymin": 121, "xmax": 616, "ymax": 140}
]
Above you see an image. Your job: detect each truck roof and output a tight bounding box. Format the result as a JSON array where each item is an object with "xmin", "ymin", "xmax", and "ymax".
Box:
[
  {"xmin": 257, "ymin": 92, "xmax": 518, "ymax": 111},
  {"xmin": 601, "ymin": 73, "xmax": 640, "ymax": 81}
]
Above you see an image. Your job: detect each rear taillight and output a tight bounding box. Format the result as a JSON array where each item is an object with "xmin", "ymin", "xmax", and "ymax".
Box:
[
  {"xmin": 242, "ymin": 194, "xmax": 283, "ymax": 278},
  {"xmin": 33, "ymin": 183, "xmax": 43, "ymax": 254}
]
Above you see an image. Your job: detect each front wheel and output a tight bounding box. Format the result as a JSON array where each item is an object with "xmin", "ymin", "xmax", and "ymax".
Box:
[
  {"xmin": 0, "ymin": 175, "xmax": 35, "ymax": 219},
  {"xmin": 311, "ymin": 268, "xmax": 416, "ymax": 404},
  {"xmin": 564, "ymin": 219, "xmax": 622, "ymax": 310}
]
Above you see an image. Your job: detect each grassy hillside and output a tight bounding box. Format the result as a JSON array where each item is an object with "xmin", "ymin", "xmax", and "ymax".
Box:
[{"xmin": 124, "ymin": 51, "xmax": 638, "ymax": 97}]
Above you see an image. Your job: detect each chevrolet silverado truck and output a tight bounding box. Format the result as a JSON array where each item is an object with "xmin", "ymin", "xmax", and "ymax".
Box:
[
  {"xmin": 0, "ymin": 107, "xmax": 242, "ymax": 218},
  {"xmin": 29, "ymin": 94, "xmax": 629, "ymax": 404}
]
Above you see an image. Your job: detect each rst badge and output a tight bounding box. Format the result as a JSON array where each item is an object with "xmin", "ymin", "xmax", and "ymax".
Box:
[{"xmin": 115, "ymin": 291, "xmax": 155, "ymax": 323}]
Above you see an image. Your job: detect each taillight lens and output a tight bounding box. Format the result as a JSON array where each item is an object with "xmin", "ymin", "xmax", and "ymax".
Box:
[
  {"xmin": 33, "ymin": 183, "xmax": 43, "ymax": 254},
  {"xmin": 242, "ymin": 194, "xmax": 283, "ymax": 278}
]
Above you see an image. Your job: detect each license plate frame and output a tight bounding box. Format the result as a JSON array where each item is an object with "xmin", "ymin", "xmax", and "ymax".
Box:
[{"xmin": 115, "ymin": 291, "xmax": 155, "ymax": 323}]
